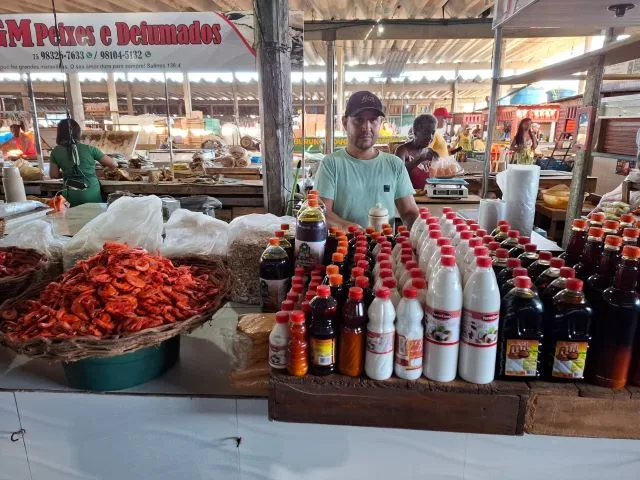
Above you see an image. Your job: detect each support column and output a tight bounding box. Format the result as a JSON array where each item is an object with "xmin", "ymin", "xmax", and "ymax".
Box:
[
  {"xmin": 126, "ymin": 85, "xmax": 134, "ymax": 115},
  {"xmin": 577, "ymin": 36, "xmax": 594, "ymax": 95},
  {"xmin": 182, "ymin": 74, "xmax": 193, "ymax": 117},
  {"xmin": 107, "ymin": 72, "xmax": 119, "ymax": 123},
  {"xmin": 68, "ymin": 72, "xmax": 85, "ymax": 127},
  {"xmin": 232, "ymin": 73, "xmax": 240, "ymax": 126},
  {"xmin": 451, "ymin": 65, "xmax": 459, "ymax": 114},
  {"xmin": 498, "ymin": 37, "xmax": 509, "ymax": 103},
  {"xmin": 562, "ymin": 28, "xmax": 615, "ymax": 247},
  {"xmin": 20, "ymin": 85, "xmax": 30, "ymax": 112},
  {"xmin": 253, "ymin": 0, "xmax": 294, "ymax": 215},
  {"xmin": 335, "ymin": 43, "xmax": 345, "ymax": 132},
  {"xmin": 482, "ymin": 26, "xmax": 504, "ymax": 199},
  {"xmin": 324, "ymin": 38, "xmax": 336, "ymax": 154},
  {"xmin": 26, "ymin": 73, "xmax": 44, "ymax": 171}
]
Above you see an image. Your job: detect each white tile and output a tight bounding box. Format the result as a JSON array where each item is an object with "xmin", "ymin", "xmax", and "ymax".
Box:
[
  {"xmin": 462, "ymin": 433, "xmax": 640, "ymax": 480},
  {"xmin": 237, "ymin": 399, "xmax": 466, "ymax": 480},
  {"xmin": 0, "ymin": 392, "xmax": 30, "ymax": 480},
  {"xmin": 16, "ymin": 392, "xmax": 240, "ymax": 480}
]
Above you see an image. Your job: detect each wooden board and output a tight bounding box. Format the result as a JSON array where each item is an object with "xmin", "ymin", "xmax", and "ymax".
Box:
[{"xmin": 269, "ymin": 373, "xmax": 528, "ymax": 436}]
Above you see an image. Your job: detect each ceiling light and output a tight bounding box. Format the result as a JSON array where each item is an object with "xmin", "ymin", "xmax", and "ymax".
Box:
[
  {"xmin": 377, "ymin": 24, "xmax": 384, "ymax": 34},
  {"xmin": 608, "ymin": 3, "xmax": 635, "ymax": 17}
]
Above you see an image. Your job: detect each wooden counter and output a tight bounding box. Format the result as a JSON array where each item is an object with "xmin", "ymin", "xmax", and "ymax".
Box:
[{"xmin": 270, "ymin": 373, "xmax": 640, "ymax": 439}]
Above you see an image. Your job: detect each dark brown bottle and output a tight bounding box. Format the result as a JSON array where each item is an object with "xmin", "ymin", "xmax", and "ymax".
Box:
[
  {"xmin": 534, "ymin": 257, "xmax": 565, "ymax": 295},
  {"xmin": 492, "ymin": 248, "xmax": 509, "ymax": 277},
  {"xmin": 590, "ymin": 246, "xmax": 640, "ymax": 388},
  {"xmin": 497, "ymin": 257, "xmax": 522, "ymax": 292},
  {"xmin": 541, "ymin": 267, "xmax": 576, "ymax": 320},
  {"xmin": 356, "ymin": 276, "xmax": 375, "ymax": 310},
  {"xmin": 603, "ymin": 220, "xmax": 620, "ymax": 239},
  {"xmin": 494, "ymin": 224, "xmax": 510, "ymax": 243},
  {"xmin": 338, "ymin": 287, "xmax": 367, "ymax": 377},
  {"xmin": 589, "ymin": 212, "xmax": 605, "ymax": 229},
  {"xmin": 498, "ymin": 276, "xmax": 544, "ymax": 379},
  {"xmin": 559, "ymin": 218, "xmax": 589, "ymax": 267},
  {"xmin": 500, "ymin": 267, "xmax": 530, "ymax": 298},
  {"xmin": 527, "ymin": 251, "xmax": 552, "ymax": 283},
  {"xmin": 622, "ymin": 228, "xmax": 639, "ymax": 248},
  {"xmin": 618, "ymin": 214, "xmax": 635, "ymax": 236},
  {"xmin": 509, "ymin": 236, "xmax": 530, "ymax": 259},
  {"xmin": 488, "ymin": 241, "xmax": 501, "ymax": 258},
  {"xmin": 323, "ymin": 226, "xmax": 339, "ymax": 265},
  {"xmin": 544, "ymin": 279, "xmax": 592, "ymax": 381},
  {"xmin": 500, "ymin": 229, "xmax": 520, "ymax": 251},
  {"xmin": 574, "ymin": 227, "xmax": 605, "ymax": 282},
  {"xmin": 518, "ymin": 244, "xmax": 539, "ymax": 269},
  {"xmin": 329, "ymin": 274, "xmax": 347, "ymax": 323},
  {"xmin": 585, "ymin": 235, "xmax": 623, "ymax": 315},
  {"xmin": 259, "ymin": 238, "xmax": 292, "ymax": 312},
  {"xmin": 331, "ymin": 252, "xmax": 347, "ymax": 278},
  {"xmin": 491, "ymin": 220, "xmax": 510, "ymax": 238},
  {"xmin": 309, "ymin": 285, "xmax": 338, "ymax": 375}
]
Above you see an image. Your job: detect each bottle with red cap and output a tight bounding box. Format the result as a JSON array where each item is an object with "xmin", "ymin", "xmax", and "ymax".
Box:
[
  {"xmin": 527, "ymin": 251, "xmax": 553, "ymax": 283},
  {"xmin": 419, "ymin": 229, "xmax": 442, "ymax": 273},
  {"xmin": 269, "ymin": 311, "xmax": 290, "ymax": 372},
  {"xmin": 589, "ymin": 212, "xmax": 605, "ymax": 228},
  {"xmin": 280, "ymin": 223, "xmax": 296, "ymax": 248},
  {"xmin": 496, "ymin": 258, "xmax": 522, "ymax": 292},
  {"xmin": 455, "ymin": 231, "xmax": 474, "ymax": 269},
  {"xmin": 323, "ymin": 264, "xmax": 339, "ymax": 286},
  {"xmin": 287, "ymin": 311, "xmax": 308, "ymax": 377},
  {"xmin": 295, "ymin": 197, "xmax": 327, "ymax": 270},
  {"xmin": 424, "ymin": 255, "xmax": 463, "ymax": 382},
  {"xmin": 338, "ymin": 287, "xmax": 367, "ymax": 377},
  {"xmin": 518, "ymin": 243, "xmax": 539, "ymax": 269},
  {"xmin": 394, "ymin": 286, "xmax": 425, "ymax": 380},
  {"xmin": 475, "ymin": 229, "xmax": 488, "ymax": 240},
  {"xmin": 418, "ymin": 217, "xmax": 440, "ymax": 253},
  {"xmin": 498, "ymin": 276, "xmax": 544, "ymax": 380},
  {"xmin": 392, "ymin": 232, "xmax": 410, "ymax": 263},
  {"xmin": 374, "ymin": 267, "xmax": 395, "ymax": 291},
  {"xmin": 543, "ymin": 278, "xmax": 592, "ymax": 381},
  {"xmin": 259, "ymin": 238, "xmax": 292, "ymax": 312},
  {"xmin": 459, "ymin": 256, "xmax": 501, "ymax": 384},
  {"xmin": 329, "ymin": 274, "xmax": 347, "ymax": 321},
  {"xmin": 356, "ymin": 275, "xmax": 375, "ymax": 310},
  {"xmin": 425, "ymin": 238, "xmax": 452, "ymax": 282},
  {"xmin": 461, "ymin": 238, "xmax": 482, "ymax": 279},
  {"xmin": 323, "ymin": 226, "xmax": 339, "ymax": 266},
  {"xmin": 463, "ymin": 245, "xmax": 490, "ymax": 287},
  {"xmin": 442, "ymin": 212, "xmax": 458, "ymax": 239},
  {"xmin": 491, "ymin": 220, "xmax": 510, "ymax": 238},
  {"xmin": 384, "ymin": 278, "xmax": 402, "ymax": 308},
  {"xmin": 622, "ymin": 228, "xmax": 640, "ymax": 248},
  {"xmin": 603, "ymin": 220, "xmax": 620, "ymax": 239},
  {"xmin": 494, "ymin": 224, "xmax": 510, "ymax": 243},
  {"xmin": 500, "ymin": 267, "xmax": 532, "ymax": 298},
  {"xmin": 574, "ymin": 227, "xmax": 605, "ymax": 282},
  {"xmin": 500, "ymin": 229, "xmax": 520, "ymax": 251},
  {"xmin": 452, "ymin": 224, "xmax": 469, "ymax": 247},
  {"xmin": 619, "ymin": 213, "xmax": 635, "ymax": 235},
  {"xmin": 346, "ymin": 267, "xmax": 365, "ymax": 291},
  {"xmin": 399, "ymin": 260, "xmax": 419, "ymax": 291},
  {"xmin": 487, "ymin": 241, "xmax": 501, "ymax": 258},
  {"xmin": 534, "ymin": 257, "xmax": 565, "ymax": 294},
  {"xmin": 395, "ymin": 225, "xmax": 408, "ymax": 243},
  {"xmin": 411, "ymin": 278, "xmax": 427, "ymax": 310},
  {"xmin": 428, "ymin": 245, "xmax": 456, "ymax": 287},
  {"xmin": 275, "ymin": 230, "xmax": 295, "ymax": 268},
  {"xmin": 439, "ymin": 207, "xmax": 453, "ymax": 228},
  {"xmin": 492, "ymin": 248, "xmax": 510, "ymax": 277},
  {"xmin": 365, "ymin": 287, "xmax": 396, "ymax": 380},
  {"xmin": 410, "ymin": 211, "xmax": 430, "ymax": 250},
  {"xmin": 373, "ymin": 258, "xmax": 392, "ymax": 281},
  {"xmin": 404, "ymin": 268, "xmax": 426, "ymax": 292},
  {"xmin": 585, "ymin": 235, "xmax": 623, "ymax": 310},
  {"xmin": 540, "ymin": 267, "xmax": 576, "ymax": 319},
  {"xmin": 559, "ymin": 218, "xmax": 590, "ymax": 267},
  {"xmin": 591, "ymin": 245, "xmax": 640, "ymax": 388},
  {"xmin": 309, "ymin": 285, "xmax": 338, "ymax": 375},
  {"xmin": 509, "ymin": 236, "xmax": 530, "ymax": 259}
]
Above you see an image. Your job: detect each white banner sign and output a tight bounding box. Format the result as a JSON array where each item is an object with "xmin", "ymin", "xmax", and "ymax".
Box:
[{"xmin": 0, "ymin": 12, "xmax": 262, "ymax": 72}]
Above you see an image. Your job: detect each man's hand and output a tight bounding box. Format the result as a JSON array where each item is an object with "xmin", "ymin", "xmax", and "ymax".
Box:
[{"xmin": 406, "ymin": 148, "xmax": 438, "ymax": 172}]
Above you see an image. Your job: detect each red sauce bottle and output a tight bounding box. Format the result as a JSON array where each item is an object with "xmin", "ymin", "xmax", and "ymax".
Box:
[
  {"xmin": 338, "ymin": 287, "xmax": 367, "ymax": 377},
  {"xmin": 534, "ymin": 257, "xmax": 565, "ymax": 295},
  {"xmin": 309, "ymin": 285, "xmax": 338, "ymax": 376},
  {"xmin": 492, "ymin": 248, "xmax": 510, "ymax": 277},
  {"xmin": 509, "ymin": 236, "xmax": 530, "ymax": 259},
  {"xmin": 518, "ymin": 243, "xmax": 539, "ymax": 269},
  {"xmin": 623, "ymin": 228, "xmax": 639, "ymax": 248},
  {"xmin": 591, "ymin": 245, "xmax": 640, "ymax": 388},
  {"xmin": 527, "ymin": 251, "xmax": 552, "ymax": 283},
  {"xmin": 574, "ymin": 227, "xmax": 605, "ymax": 282},
  {"xmin": 500, "ymin": 267, "xmax": 531, "ymax": 298},
  {"xmin": 559, "ymin": 218, "xmax": 589, "ymax": 267},
  {"xmin": 500, "ymin": 229, "xmax": 520, "ymax": 251},
  {"xmin": 288, "ymin": 311, "xmax": 309, "ymax": 377},
  {"xmin": 497, "ymin": 257, "xmax": 522, "ymax": 292},
  {"xmin": 544, "ymin": 278, "xmax": 592, "ymax": 381}
]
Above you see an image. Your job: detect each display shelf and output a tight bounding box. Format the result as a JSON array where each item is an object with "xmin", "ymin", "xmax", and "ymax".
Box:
[{"xmin": 269, "ymin": 373, "xmax": 640, "ymax": 439}]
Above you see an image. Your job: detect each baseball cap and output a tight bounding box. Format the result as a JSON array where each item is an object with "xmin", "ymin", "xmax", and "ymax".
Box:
[{"xmin": 345, "ymin": 91, "xmax": 385, "ymax": 118}]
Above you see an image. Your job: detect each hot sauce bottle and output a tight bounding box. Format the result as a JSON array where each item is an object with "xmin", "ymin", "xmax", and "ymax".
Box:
[
  {"xmin": 574, "ymin": 227, "xmax": 605, "ymax": 282},
  {"xmin": 287, "ymin": 311, "xmax": 309, "ymax": 377},
  {"xmin": 559, "ymin": 218, "xmax": 589, "ymax": 267},
  {"xmin": 338, "ymin": 287, "xmax": 367, "ymax": 377},
  {"xmin": 309, "ymin": 285, "xmax": 338, "ymax": 376}
]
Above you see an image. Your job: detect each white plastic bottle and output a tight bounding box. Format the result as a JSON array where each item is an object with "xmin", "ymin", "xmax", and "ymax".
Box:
[
  {"xmin": 459, "ymin": 256, "xmax": 501, "ymax": 384},
  {"xmin": 398, "ymin": 261, "xmax": 419, "ymax": 290},
  {"xmin": 410, "ymin": 212, "xmax": 429, "ymax": 250},
  {"xmin": 456, "ymin": 231, "xmax": 474, "ymax": 268},
  {"xmin": 365, "ymin": 287, "xmax": 396, "ymax": 380},
  {"xmin": 418, "ymin": 217, "xmax": 440, "ymax": 254},
  {"xmin": 412, "ymin": 278, "xmax": 428, "ymax": 310},
  {"xmin": 373, "ymin": 256, "xmax": 392, "ymax": 279},
  {"xmin": 395, "ymin": 253, "xmax": 414, "ymax": 280},
  {"xmin": 452, "ymin": 224, "xmax": 469, "ymax": 247},
  {"xmin": 424, "ymin": 256, "xmax": 463, "ymax": 382},
  {"xmin": 439, "ymin": 207, "xmax": 453, "ymax": 227},
  {"xmin": 392, "ymin": 235, "xmax": 410, "ymax": 263},
  {"xmin": 395, "ymin": 287, "xmax": 425, "ymax": 380},
  {"xmin": 463, "ymin": 245, "xmax": 489, "ymax": 287},
  {"xmin": 428, "ymin": 245, "xmax": 456, "ymax": 287},
  {"xmin": 374, "ymin": 268, "xmax": 394, "ymax": 290},
  {"xmin": 419, "ymin": 230, "xmax": 442, "ymax": 272},
  {"xmin": 426, "ymin": 239, "xmax": 452, "ymax": 285},
  {"xmin": 268, "ymin": 311, "xmax": 290, "ymax": 371},
  {"xmin": 383, "ymin": 278, "xmax": 402, "ymax": 309},
  {"xmin": 403, "ymin": 268, "xmax": 425, "ymax": 292},
  {"xmin": 442, "ymin": 212, "xmax": 458, "ymax": 238}
]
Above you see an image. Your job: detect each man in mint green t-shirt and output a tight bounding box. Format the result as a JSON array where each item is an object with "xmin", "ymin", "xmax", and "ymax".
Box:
[{"xmin": 315, "ymin": 91, "xmax": 420, "ymax": 229}]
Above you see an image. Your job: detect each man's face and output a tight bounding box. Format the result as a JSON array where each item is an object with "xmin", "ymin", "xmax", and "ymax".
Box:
[
  {"xmin": 413, "ymin": 121, "xmax": 436, "ymax": 148},
  {"xmin": 10, "ymin": 125, "xmax": 20, "ymax": 137},
  {"xmin": 343, "ymin": 110, "xmax": 381, "ymax": 151}
]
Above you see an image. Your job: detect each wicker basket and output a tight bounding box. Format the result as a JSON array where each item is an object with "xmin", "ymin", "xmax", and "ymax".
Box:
[
  {"xmin": 0, "ymin": 256, "xmax": 231, "ymax": 362},
  {"xmin": 0, "ymin": 247, "xmax": 52, "ymax": 305}
]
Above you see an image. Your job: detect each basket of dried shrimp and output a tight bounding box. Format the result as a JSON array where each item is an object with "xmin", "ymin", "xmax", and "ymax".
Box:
[
  {"xmin": 0, "ymin": 243, "xmax": 231, "ymax": 362},
  {"xmin": 0, "ymin": 247, "xmax": 55, "ymax": 304}
]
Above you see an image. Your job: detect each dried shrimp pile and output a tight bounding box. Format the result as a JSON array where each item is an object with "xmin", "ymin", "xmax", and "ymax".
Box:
[
  {"xmin": 0, "ymin": 247, "xmax": 46, "ymax": 278},
  {"xmin": 0, "ymin": 242, "xmax": 221, "ymax": 341}
]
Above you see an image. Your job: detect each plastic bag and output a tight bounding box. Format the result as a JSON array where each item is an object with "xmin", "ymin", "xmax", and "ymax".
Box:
[
  {"xmin": 0, "ymin": 220, "xmax": 68, "ymax": 260},
  {"xmin": 0, "ymin": 200, "xmax": 44, "ymax": 217},
  {"xmin": 177, "ymin": 195, "xmax": 222, "ymax": 217},
  {"xmin": 63, "ymin": 195, "xmax": 163, "ymax": 269},
  {"xmin": 429, "ymin": 156, "xmax": 462, "ymax": 178},
  {"xmin": 14, "ymin": 158, "xmax": 44, "ymax": 181},
  {"xmin": 161, "ymin": 208, "xmax": 229, "ymax": 258}
]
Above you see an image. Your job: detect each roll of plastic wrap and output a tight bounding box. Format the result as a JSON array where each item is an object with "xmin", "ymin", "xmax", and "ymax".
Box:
[
  {"xmin": 2, "ymin": 166, "xmax": 27, "ymax": 203},
  {"xmin": 497, "ymin": 165, "xmax": 540, "ymax": 237},
  {"xmin": 478, "ymin": 199, "xmax": 506, "ymax": 233}
]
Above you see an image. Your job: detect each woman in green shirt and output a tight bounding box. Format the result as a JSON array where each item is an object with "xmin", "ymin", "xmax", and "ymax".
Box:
[{"xmin": 49, "ymin": 119, "xmax": 117, "ymax": 206}]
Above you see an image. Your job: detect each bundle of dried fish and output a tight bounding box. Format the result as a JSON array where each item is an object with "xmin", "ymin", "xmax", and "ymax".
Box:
[
  {"xmin": 128, "ymin": 154, "xmax": 153, "ymax": 170},
  {"xmin": 229, "ymin": 146, "xmax": 250, "ymax": 168},
  {"xmin": 200, "ymin": 136, "xmax": 228, "ymax": 156}
]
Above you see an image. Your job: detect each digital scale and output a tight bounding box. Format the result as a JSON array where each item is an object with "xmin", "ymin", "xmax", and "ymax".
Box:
[{"xmin": 425, "ymin": 178, "xmax": 469, "ymax": 199}]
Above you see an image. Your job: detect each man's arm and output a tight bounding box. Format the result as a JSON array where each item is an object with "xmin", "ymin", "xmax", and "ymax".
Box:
[
  {"xmin": 321, "ymin": 197, "xmax": 361, "ymax": 229},
  {"xmin": 395, "ymin": 195, "xmax": 420, "ymax": 229},
  {"xmin": 397, "ymin": 145, "xmax": 437, "ymax": 173}
]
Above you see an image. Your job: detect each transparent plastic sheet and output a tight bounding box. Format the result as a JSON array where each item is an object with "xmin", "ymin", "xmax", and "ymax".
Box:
[
  {"xmin": 62, "ymin": 196, "xmax": 164, "ymax": 270},
  {"xmin": 0, "ymin": 219, "xmax": 68, "ymax": 260},
  {"xmin": 161, "ymin": 208, "xmax": 229, "ymax": 258},
  {"xmin": 0, "ymin": 200, "xmax": 44, "ymax": 217},
  {"xmin": 177, "ymin": 195, "xmax": 222, "ymax": 218}
]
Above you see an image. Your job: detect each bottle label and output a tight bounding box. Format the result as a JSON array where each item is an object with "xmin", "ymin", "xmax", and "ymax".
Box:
[
  {"xmin": 395, "ymin": 334, "xmax": 423, "ymax": 369},
  {"xmin": 425, "ymin": 307, "xmax": 462, "ymax": 345},
  {"xmin": 461, "ymin": 309, "xmax": 499, "ymax": 347},
  {"xmin": 504, "ymin": 339, "xmax": 540, "ymax": 377},
  {"xmin": 268, "ymin": 343, "xmax": 288, "ymax": 369},
  {"xmin": 295, "ymin": 239, "xmax": 325, "ymax": 269},
  {"xmin": 260, "ymin": 277, "xmax": 289, "ymax": 311},
  {"xmin": 552, "ymin": 341, "xmax": 589, "ymax": 379},
  {"xmin": 367, "ymin": 331, "xmax": 394, "ymax": 355},
  {"xmin": 310, "ymin": 337, "xmax": 336, "ymax": 366}
]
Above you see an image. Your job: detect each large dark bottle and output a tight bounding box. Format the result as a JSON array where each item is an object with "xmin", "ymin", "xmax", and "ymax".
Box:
[
  {"xmin": 338, "ymin": 287, "xmax": 367, "ymax": 377},
  {"xmin": 527, "ymin": 251, "xmax": 552, "ymax": 283},
  {"xmin": 574, "ymin": 227, "xmax": 605, "ymax": 282},
  {"xmin": 603, "ymin": 220, "xmax": 620, "ymax": 239},
  {"xmin": 559, "ymin": 218, "xmax": 589, "ymax": 267},
  {"xmin": 259, "ymin": 238, "xmax": 292, "ymax": 312},
  {"xmin": 493, "ymin": 224, "xmax": 510, "ymax": 243},
  {"xmin": 491, "ymin": 220, "xmax": 510, "ymax": 238},
  {"xmin": 623, "ymin": 228, "xmax": 639, "ymax": 248},
  {"xmin": 497, "ymin": 258, "xmax": 522, "ymax": 292},
  {"xmin": 323, "ymin": 226, "xmax": 339, "ymax": 265},
  {"xmin": 518, "ymin": 244, "xmax": 539, "ymax": 269},
  {"xmin": 500, "ymin": 229, "xmax": 520, "ymax": 251},
  {"xmin": 500, "ymin": 267, "xmax": 530, "ymax": 297},
  {"xmin": 309, "ymin": 285, "xmax": 338, "ymax": 375},
  {"xmin": 585, "ymin": 235, "xmax": 622, "ymax": 309},
  {"xmin": 275, "ymin": 230, "xmax": 295, "ymax": 269},
  {"xmin": 534, "ymin": 257, "xmax": 565, "ymax": 295},
  {"xmin": 540, "ymin": 267, "xmax": 576, "ymax": 319},
  {"xmin": 329, "ymin": 274, "xmax": 347, "ymax": 322},
  {"xmin": 590, "ymin": 245, "xmax": 640, "ymax": 388},
  {"xmin": 544, "ymin": 278, "xmax": 592, "ymax": 381},
  {"xmin": 295, "ymin": 197, "xmax": 327, "ymax": 271},
  {"xmin": 356, "ymin": 275, "xmax": 375, "ymax": 310},
  {"xmin": 492, "ymin": 248, "xmax": 509, "ymax": 277},
  {"xmin": 498, "ymin": 276, "xmax": 544, "ymax": 379},
  {"xmin": 509, "ymin": 236, "xmax": 530, "ymax": 259},
  {"xmin": 589, "ymin": 212, "xmax": 605, "ymax": 229}
]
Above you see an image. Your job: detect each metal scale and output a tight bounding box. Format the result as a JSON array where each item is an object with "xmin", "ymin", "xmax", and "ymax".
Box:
[{"xmin": 425, "ymin": 178, "xmax": 469, "ymax": 199}]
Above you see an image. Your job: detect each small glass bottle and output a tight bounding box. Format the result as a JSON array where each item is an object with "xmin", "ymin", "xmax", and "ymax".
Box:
[{"xmin": 309, "ymin": 285, "xmax": 338, "ymax": 376}]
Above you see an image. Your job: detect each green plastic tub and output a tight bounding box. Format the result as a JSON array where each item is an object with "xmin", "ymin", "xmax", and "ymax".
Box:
[{"xmin": 62, "ymin": 336, "xmax": 180, "ymax": 391}]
